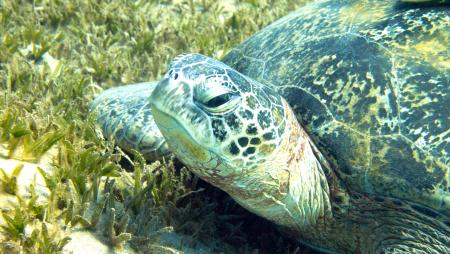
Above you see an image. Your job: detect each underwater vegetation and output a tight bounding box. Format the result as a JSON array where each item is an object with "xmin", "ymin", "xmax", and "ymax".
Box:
[{"xmin": 0, "ymin": 0, "xmax": 315, "ymax": 253}]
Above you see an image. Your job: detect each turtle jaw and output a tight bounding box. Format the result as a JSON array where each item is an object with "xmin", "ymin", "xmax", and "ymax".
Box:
[
  {"xmin": 150, "ymin": 77, "xmax": 219, "ymax": 169},
  {"xmin": 152, "ymin": 107, "xmax": 212, "ymax": 165},
  {"xmin": 151, "ymin": 77, "xmax": 214, "ymax": 147}
]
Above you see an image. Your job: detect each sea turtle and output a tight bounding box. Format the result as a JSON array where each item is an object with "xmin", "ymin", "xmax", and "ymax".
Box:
[{"xmin": 91, "ymin": 0, "xmax": 449, "ymax": 253}]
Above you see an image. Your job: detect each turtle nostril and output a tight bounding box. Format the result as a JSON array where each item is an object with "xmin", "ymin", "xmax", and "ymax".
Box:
[{"xmin": 167, "ymin": 69, "xmax": 179, "ymax": 81}]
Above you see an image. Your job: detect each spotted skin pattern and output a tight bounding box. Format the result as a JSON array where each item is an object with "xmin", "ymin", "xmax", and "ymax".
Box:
[{"xmin": 153, "ymin": 54, "xmax": 286, "ymax": 171}]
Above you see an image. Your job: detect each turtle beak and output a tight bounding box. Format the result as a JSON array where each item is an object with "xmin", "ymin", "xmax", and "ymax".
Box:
[{"xmin": 150, "ymin": 76, "xmax": 214, "ymax": 148}]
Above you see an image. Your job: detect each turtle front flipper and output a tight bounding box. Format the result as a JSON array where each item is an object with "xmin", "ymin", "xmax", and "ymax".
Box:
[{"xmin": 90, "ymin": 82, "xmax": 170, "ymax": 161}]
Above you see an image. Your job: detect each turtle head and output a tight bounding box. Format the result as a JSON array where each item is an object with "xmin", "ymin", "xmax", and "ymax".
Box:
[
  {"xmin": 151, "ymin": 54, "xmax": 286, "ymax": 182},
  {"xmin": 151, "ymin": 53, "xmax": 331, "ymax": 228}
]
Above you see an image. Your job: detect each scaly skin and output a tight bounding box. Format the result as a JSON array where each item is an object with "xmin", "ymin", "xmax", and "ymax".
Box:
[{"xmin": 196, "ymin": 99, "xmax": 332, "ymax": 229}]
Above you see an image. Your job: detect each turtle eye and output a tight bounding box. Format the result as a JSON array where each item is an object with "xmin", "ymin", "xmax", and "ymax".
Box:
[
  {"xmin": 203, "ymin": 92, "xmax": 240, "ymax": 113},
  {"xmin": 194, "ymin": 85, "xmax": 240, "ymax": 113},
  {"xmin": 205, "ymin": 92, "xmax": 237, "ymax": 107}
]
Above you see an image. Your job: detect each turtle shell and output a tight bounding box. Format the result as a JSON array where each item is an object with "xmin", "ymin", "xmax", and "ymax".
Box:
[{"xmin": 222, "ymin": 0, "xmax": 449, "ymax": 215}]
